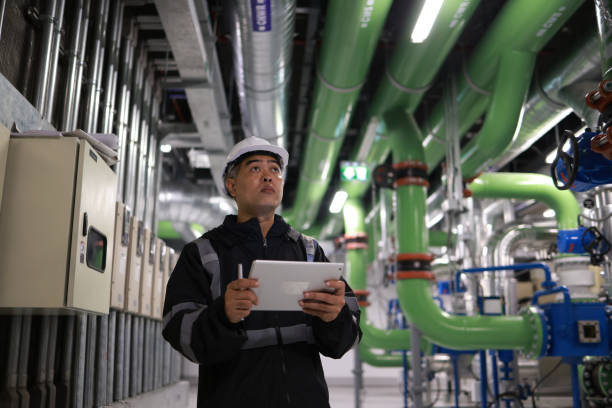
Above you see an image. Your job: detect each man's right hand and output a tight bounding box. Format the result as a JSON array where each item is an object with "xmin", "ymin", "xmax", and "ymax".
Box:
[{"xmin": 224, "ymin": 278, "xmax": 259, "ymax": 323}]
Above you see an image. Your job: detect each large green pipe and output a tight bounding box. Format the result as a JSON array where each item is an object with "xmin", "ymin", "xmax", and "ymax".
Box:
[
  {"xmin": 423, "ymin": 0, "xmax": 585, "ymax": 172},
  {"xmin": 355, "ymin": 0, "xmax": 481, "ymax": 165},
  {"xmin": 344, "ymin": 198, "xmax": 433, "ymax": 354},
  {"xmin": 468, "ymin": 172, "xmax": 580, "ymax": 230},
  {"xmin": 460, "ymin": 50, "xmax": 536, "ymax": 178},
  {"xmin": 359, "ymin": 344, "xmax": 405, "ymax": 367},
  {"xmin": 287, "ymin": 0, "xmax": 393, "ymax": 229},
  {"xmin": 388, "ymin": 108, "xmax": 540, "ymax": 352}
]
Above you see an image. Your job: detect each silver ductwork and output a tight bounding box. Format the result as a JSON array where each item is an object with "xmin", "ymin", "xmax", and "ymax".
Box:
[
  {"xmin": 156, "ymin": 181, "xmax": 235, "ymax": 233},
  {"xmin": 228, "ymin": 0, "xmax": 295, "ymax": 148}
]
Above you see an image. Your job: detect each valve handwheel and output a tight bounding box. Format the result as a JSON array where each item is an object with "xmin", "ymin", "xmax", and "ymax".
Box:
[{"xmin": 551, "ymin": 130, "xmax": 579, "ymax": 190}]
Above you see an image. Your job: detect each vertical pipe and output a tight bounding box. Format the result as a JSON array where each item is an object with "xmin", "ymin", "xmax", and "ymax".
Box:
[
  {"xmin": 353, "ymin": 344, "xmax": 362, "ymax": 408},
  {"xmin": 95, "ymin": 315, "xmax": 108, "ymax": 406},
  {"xmin": 114, "ymin": 312, "xmax": 125, "ymax": 401},
  {"xmin": 124, "ymin": 314, "xmax": 131, "ymax": 400},
  {"xmin": 16, "ymin": 315, "xmax": 32, "ymax": 407},
  {"xmin": 46, "ymin": 316, "xmax": 58, "ymax": 408},
  {"xmin": 34, "ymin": 0, "xmax": 58, "ymax": 115},
  {"xmin": 83, "ymin": 315, "xmax": 97, "ymax": 408},
  {"xmin": 137, "ymin": 317, "xmax": 144, "ymax": 393},
  {"xmin": 124, "ymin": 41, "xmax": 143, "ymax": 212},
  {"xmin": 479, "ymin": 350, "xmax": 488, "ymax": 408},
  {"xmin": 57, "ymin": 316, "xmax": 74, "ymax": 408},
  {"xmin": 83, "ymin": 0, "xmax": 107, "ymax": 132},
  {"xmin": 72, "ymin": 0, "xmax": 92, "ymax": 130},
  {"xmin": 72, "ymin": 313, "xmax": 87, "ymax": 408},
  {"xmin": 129, "ymin": 316, "xmax": 137, "ymax": 397},
  {"xmin": 107, "ymin": 310, "xmax": 116, "ymax": 403},
  {"xmin": 44, "ymin": 0, "xmax": 66, "ymax": 123},
  {"xmin": 4, "ymin": 316, "xmax": 22, "ymax": 406},
  {"xmin": 31, "ymin": 316, "xmax": 50, "ymax": 408},
  {"xmin": 490, "ymin": 351, "xmax": 500, "ymax": 408},
  {"xmin": 0, "ymin": 0, "xmax": 6, "ymax": 42},
  {"xmin": 411, "ymin": 327, "xmax": 423, "ymax": 408},
  {"xmin": 452, "ymin": 356, "xmax": 460, "ymax": 408},
  {"xmin": 102, "ymin": 0, "xmax": 124, "ymax": 133},
  {"xmin": 61, "ymin": 0, "xmax": 84, "ymax": 131}
]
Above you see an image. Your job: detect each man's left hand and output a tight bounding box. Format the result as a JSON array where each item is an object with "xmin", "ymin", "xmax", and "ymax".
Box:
[{"xmin": 299, "ymin": 280, "xmax": 345, "ymax": 323}]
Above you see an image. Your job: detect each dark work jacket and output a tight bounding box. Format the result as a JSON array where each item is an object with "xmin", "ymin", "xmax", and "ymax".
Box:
[{"xmin": 162, "ymin": 214, "xmax": 362, "ymax": 407}]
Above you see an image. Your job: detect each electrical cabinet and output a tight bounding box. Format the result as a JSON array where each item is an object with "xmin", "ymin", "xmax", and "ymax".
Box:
[
  {"xmin": 125, "ymin": 216, "xmax": 143, "ymax": 313},
  {"xmin": 110, "ymin": 202, "xmax": 131, "ymax": 309},
  {"xmin": 151, "ymin": 238, "xmax": 166, "ymax": 320},
  {"xmin": 0, "ymin": 123, "xmax": 8, "ymax": 210},
  {"xmin": 139, "ymin": 228, "xmax": 154, "ymax": 317},
  {"xmin": 161, "ymin": 247, "xmax": 175, "ymax": 309},
  {"xmin": 0, "ymin": 137, "xmax": 116, "ymax": 313}
]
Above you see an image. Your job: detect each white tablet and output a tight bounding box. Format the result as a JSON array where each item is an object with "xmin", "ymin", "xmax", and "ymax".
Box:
[{"xmin": 249, "ymin": 260, "xmax": 344, "ymax": 311}]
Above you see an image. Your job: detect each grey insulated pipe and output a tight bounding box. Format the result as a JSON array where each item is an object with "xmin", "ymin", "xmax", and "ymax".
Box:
[
  {"xmin": 83, "ymin": 0, "xmax": 110, "ymax": 133},
  {"xmin": 44, "ymin": 0, "xmax": 65, "ymax": 122},
  {"xmin": 116, "ymin": 21, "xmax": 138, "ymax": 204},
  {"xmin": 61, "ymin": 0, "xmax": 85, "ymax": 131},
  {"xmin": 101, "ymin": 0, "xmax": 124, "ymax": 134},
  {"xmin": 228, "ymin": 0, "xmax": 295, "ymax": 148},
  {"xmin": 72, "ymin": 0, "xmax": 92, "ymax": 131},
  {"xmin": 34, "ymin": 0, "xmax": 58, "ymax": 116}
]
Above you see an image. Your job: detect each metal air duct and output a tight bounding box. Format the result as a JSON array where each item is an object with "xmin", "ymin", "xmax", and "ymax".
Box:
[{"xmin": 227, "ymin": 0, "xmax": 295, "ymax": 148}]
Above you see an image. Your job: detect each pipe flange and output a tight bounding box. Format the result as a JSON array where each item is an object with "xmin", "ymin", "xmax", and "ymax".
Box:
[{"xmin": 519, "ymin": 306, "xmax": 547, "ymax": 359}]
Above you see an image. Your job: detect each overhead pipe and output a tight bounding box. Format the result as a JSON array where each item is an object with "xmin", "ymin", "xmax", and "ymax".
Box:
[
  {"xmin": 459, "ymin": 50, "xmax": 536, "ymax": 179},
  {"xmin": 358, "ymin": 345, "xmax": 405, "ymax": 367},
  {"xmin": 72, "ymin": 0, "xmax": 92, "ymax": 130},
  {"xmin": 285, "ymin": 0, "xmax": 393, "ymax": 229},
  {"xmin": 44, "ymin": 0, "xmax": 65, "ymax": 123},
  {"xmin": 343, "ymin": 198, "xmax": 433, "ymax": 354},
  {"xmin": 34, "ymin": 0, "xmax": 58, "ymax": 116},
  {"xmin": 116, "ymin": 20, "xmax": 137, "ymax": 201},
  {"xmin": 422, "ymin": 0, "xmax": 585, "ymax": 172},
  {"xmin": 227, "ymin": 0, "xmax": 295, "ymax": 148},
  {"xmin": 468, "ymin": 173, "xmax": 580, "ymax": 230},
  {"xmin": 493, "ymin": 26, "xmax": 602, "ymax": 169},
  {"xmin": 61, "ymin": 0, "xmax": 86, "ymax": 131},
  {"xmin": 353, "ymin": 0, "xmax": 481, "ymax": 168},
  {"xmin": 595, "ymin": 0, "xmax": 612, "ymax": 80},
  {"xmin": 384, "ymin": 108, "xmax": 540, "ymax": 353},
  {"xmin": 101, "ymin": 0, "xmax": 124, "ymax": 134},
  {"xmin": 83, "ymin": 0, "xmax": 109, "ymax": 133}
]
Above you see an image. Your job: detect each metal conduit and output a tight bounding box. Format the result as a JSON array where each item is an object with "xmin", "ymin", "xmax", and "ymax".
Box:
[
  {"xmin": 61, "ymin": 0, "xmax": 85, "ymax": 131},
  {"xmin": 72, "ymin": 0, "xmax": 92, "ymax": 131},
  {"xmin": 228, "ymin": 0, "xmax": 295, "ymax": 148},
  {"xmin": 44, "ymin": 0, "xmax": 65, "ymax": 123},
  {"xmin": 34, "ymin": 0, "xmax": 58, "ymax": 116}
]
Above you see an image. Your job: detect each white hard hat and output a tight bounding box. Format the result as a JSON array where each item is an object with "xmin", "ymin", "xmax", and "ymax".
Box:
[{"xmin": 223, "ymin": 136, "xmax": 289, "ymax": 176}]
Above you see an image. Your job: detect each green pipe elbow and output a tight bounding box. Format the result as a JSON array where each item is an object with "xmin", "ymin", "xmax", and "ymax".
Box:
[
  {"xmin": 469, "ymin": 172, "xmax": 580, "ymax": 230},
  {"xmin": 359, "ymin": 343, "xmax": 406, "ymax": 367}
]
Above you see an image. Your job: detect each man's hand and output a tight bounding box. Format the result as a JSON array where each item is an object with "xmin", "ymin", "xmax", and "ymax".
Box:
[
  {"xmin": 225, "ymin": 278, "xmax": 259, "ymax": 323},
  {"xmin": 299, "ymin": 280, "xmax": 345, "ymax": 323}
]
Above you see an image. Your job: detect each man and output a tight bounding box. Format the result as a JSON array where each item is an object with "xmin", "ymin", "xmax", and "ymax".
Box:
[{"xmin": 162, "ymin": 137, "xmax": 362, "ymax": 407}]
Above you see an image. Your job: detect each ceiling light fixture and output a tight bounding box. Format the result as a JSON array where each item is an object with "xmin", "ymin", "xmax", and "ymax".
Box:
[
  {"xmin": 160, "ymin": 144, "xmax": 172, "ymax": 153},
  {"xmin": 411, "ymin": 0, "xmax": 445, "ymax": 43}
]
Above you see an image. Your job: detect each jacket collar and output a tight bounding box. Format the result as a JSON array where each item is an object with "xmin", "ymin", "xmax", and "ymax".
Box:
[{"xmin": 206, "ymin": 214, "xmax": 291, "ymax": 246}]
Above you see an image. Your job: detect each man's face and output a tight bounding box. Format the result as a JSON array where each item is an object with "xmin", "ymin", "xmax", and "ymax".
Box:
[{"xmin": 225, "ymin": 154, "xmax": 284, "ymax": 215}]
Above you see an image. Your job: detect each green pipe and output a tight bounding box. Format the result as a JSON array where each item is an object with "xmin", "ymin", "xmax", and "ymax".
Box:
[
  {"xmin": 429, "ymin": 230, "xmax": 456, "ymax": 248},
  {"xmin": 460, "ymin": 50, "xmax": 536, "ymax": 178},
  {"xmin": 357, "ymin": 0, "xmax": 481, "ymax": 165},
  {"xmin": 468, "ymin": 172, "xmax": 580, "ymax": 230},
  {"xmin": 157, "ymin": 220, "xmax": 181, "ymax": 240},
  {"xmin": 359, "ymin": 344, "xmax": 405, "ymax": 367},
  {"xmin": 387, "ymin": 109, "xmax": 541, "ymax": 352},
  {"xmin": 490, "ymin": 25, "xmax": 601, "ymax": 170},
  {"xmin": 423, "ymin": 0, "xmax": 585, "ymax": 172},
  {"xmin": 596, "ymin": 0, "xmax": 612, "ymax": 80},
  {"xmin": 343, "ymin": 198, "xmax": 433, "ymax": 354},
  {"xmin": 287, "ymin": 0, "xmax": 393, "ymax": 229}
]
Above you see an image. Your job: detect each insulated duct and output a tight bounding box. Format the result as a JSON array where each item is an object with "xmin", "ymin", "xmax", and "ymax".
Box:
[
  {"xmin": 286, "ymin": 0, "xmax": 393, "ymax": 229},
  {"xmin": 227, "ymin": 0, "xmax": 295, "ymax": 148}
]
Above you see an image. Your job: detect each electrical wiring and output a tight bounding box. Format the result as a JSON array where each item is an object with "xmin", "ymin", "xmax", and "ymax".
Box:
[{"xmin": 530, "ymin": 359, "xmax": 563, "ymax": 408}]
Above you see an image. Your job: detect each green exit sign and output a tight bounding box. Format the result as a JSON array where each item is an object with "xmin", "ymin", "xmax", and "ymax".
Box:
[{"xmin": 340, "ymin": 161, "xmax": 370, "ymax": 182}]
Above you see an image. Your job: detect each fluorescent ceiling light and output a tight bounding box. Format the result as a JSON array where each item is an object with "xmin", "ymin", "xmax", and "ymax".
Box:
[
  {"xmin": 543, "ymin": 209, "xmax": 556, "ymax": 218},
  {"xmin": 329, "ymin": 191, "xmax": 348, "ymax": 214},
  {"xmin": 160, "ymin": 144, "xmax": 172, "ymax": 153},
  {"xmin": 411, "ymin": 0, "xmax": 445, "ymax": 43}
]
